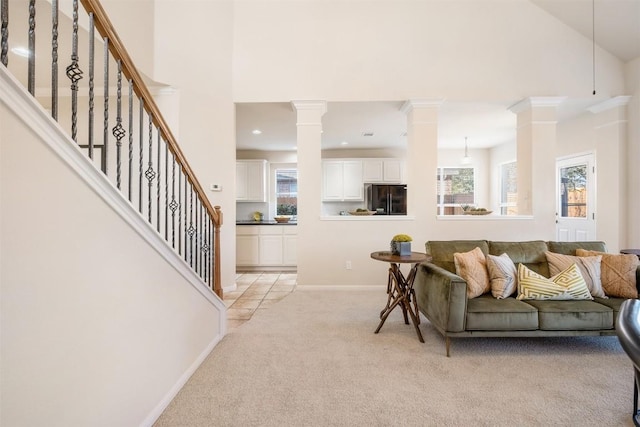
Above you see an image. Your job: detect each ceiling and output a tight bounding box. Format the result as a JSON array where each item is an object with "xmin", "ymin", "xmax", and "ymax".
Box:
[{"xmin": 236, "ymin": 0, "xmax": 639, "ymax": 152}]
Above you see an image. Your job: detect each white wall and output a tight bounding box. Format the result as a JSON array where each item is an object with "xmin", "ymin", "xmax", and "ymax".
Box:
[
  {"xmin": 0, "ymin": 95, "xmax": 222, "ymax": 425},
  {"xmin": 96, "ymin": 0, "xmax": 633, "ymax": 287},
  {"xmin": 229, "ymin": 0, "xmax": 632, "ymax": 286},
  {"xmin": 153, "ymin": 0, "xmax": 236, "ymax": 291},
  {"xmin": 232, "ymin": 0, "xmax": 625, "ymax": 102},
  {"xmin": 625, "ymin": 58, "xmax": 640, "ymax": 247}
]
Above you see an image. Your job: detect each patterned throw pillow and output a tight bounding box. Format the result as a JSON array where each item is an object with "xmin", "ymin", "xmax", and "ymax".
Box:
[
  {"xmin": 487, "ymin": 253, "xmax": 517, "ymax": 299},
  {"xmin": 454, "ymin": 247, "xmax": 490, "ymax": 299},
  {"xmin": 517, "ymin": 263, "xmax": 593, "ymax": 301},
  {"xmin": 576, "ymin": 249, "xmax": 639, "ymax": 298},
  {"xmin": 545, "ymin": 251, "xmax": 606, "ymax": 298}
]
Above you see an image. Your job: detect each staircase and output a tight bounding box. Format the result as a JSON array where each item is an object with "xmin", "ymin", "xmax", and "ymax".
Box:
[{"xmin": 1, "ymin": 1, "xmax": 226, "ymax": 425}]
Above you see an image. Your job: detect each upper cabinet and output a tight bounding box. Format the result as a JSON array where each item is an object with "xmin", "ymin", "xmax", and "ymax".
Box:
[
  {"xmin": 362, "ymin": 159, "xmax": 404, "ymax": 183},
  {"xmin": 236, "ymin": 160, "xmax": 267, "ymax": 202},
  {"xmin": 322, "ymin": 160, "xmax": 363, "ymax": 201}
]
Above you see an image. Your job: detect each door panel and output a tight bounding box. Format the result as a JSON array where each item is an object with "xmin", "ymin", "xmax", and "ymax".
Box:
[{"xmin": 556, "ymin": 154, "xmax": 595, "ymax": 242}]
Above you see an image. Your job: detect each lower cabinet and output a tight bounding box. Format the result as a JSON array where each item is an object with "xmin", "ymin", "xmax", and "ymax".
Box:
[{"xmin": 236, "ymin": 225, "xmax": 297, "ymax": 268}]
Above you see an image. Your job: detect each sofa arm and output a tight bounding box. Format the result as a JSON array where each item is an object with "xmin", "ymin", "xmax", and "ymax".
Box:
[{"xmin": 413, "ymin": 262, "xmax": 468, "ymax": 333}]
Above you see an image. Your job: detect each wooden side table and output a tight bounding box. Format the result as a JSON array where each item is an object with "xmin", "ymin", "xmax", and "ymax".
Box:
[{"xmin": 370, "ymin": 251, "xmax": 431, "ymax": 343}]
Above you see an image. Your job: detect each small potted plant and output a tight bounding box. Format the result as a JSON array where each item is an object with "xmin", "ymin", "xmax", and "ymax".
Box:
[{"xmin": 390, "ymin": 234, "xmax": 412, "ymax": 256}]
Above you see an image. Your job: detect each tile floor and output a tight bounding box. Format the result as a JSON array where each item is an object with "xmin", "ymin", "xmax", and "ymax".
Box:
[{"xmin": 225, "ymin": 272, "xmax": 297, "ymax": 331}]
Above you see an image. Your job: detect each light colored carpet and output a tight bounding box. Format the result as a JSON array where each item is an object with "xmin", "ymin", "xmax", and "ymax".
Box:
[{"xmin": 154, "ymin": 289, "xmax": 634, "ymax": 427}]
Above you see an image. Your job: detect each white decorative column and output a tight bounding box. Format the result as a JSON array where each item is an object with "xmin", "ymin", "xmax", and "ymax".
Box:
[
  {"xmin": 401, "ymin": 99, "xmax": 442, "ymax": 232},
  {"xmin": 291, "ymin": 100, "xmax": 326, "ymax": 285},
  {"xmin": 588, "ymin": 96, "xmax": 631, "ymax": 251},
  {"xmin": 509, "ymin": 97, "xmax": 565, "ymax": 221}
]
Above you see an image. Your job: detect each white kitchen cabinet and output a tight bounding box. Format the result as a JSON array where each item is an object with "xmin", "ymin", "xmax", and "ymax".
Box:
[
  {"xmin": 236, "ymin": 225, "xmax": 297, "ymax": 268},
  {"xmin": 236, "ymin": 234, "xmax": 259, "ymax": 266},
  {"xmin": 236, "ymin": 160, "xmax": 267, "ymax": 202},
  {"xmin": 258, "ymin": 227, "xmax": 284, "ymax": 265},
  {"xmin": 362, "ymin": 159, "xmax": 405, "ymax": 183},
  {"xmin": 283, "ymin": 227, "xmax": 298, "ymax": 265},
  {"xmin": 322, "ymin": 160, "xmax": 363, "ymax": 201}
]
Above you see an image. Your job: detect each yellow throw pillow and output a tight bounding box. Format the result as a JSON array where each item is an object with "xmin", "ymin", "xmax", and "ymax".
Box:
[
  {"xmin": 576, "ymin": 249, "xmax": 639, "ymax": 299},
  {"xmin": 487, "ymin": 253, "xmax": 517, "ymax": 299},
  {"xmin": 545, "ymin": 251, "xmax": 605, "ymax": 298},
  {"xmin": 517, "ymin": 263, "xmax": 593, "ymax": 301},
  {"xmin": 454, "ymin": 247, "xmax": 490, "ymax": 299}
]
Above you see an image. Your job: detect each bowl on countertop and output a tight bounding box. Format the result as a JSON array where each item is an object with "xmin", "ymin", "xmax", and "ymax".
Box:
[{"xmin": 274, "ymin": 216, "xmax": 291, "ymax": 223}]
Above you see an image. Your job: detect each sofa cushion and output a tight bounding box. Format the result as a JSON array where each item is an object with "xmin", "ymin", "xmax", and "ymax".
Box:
[
  {"xmin": 593, "ymin": 297, "xmax": 627, "ymax": 324},
  {"xmin": 454, "ymin": 247, "xmax": 490, "ymax": 299},
  {"xmin": 576, "ymin": 249, "xmax": 639, "ymax": 299},
  {"xmin": 487, "ymin": 253, "xmax": 517, "ymax": 299},
  {"xmin": 465, "ymin": 295, "xmax": 538, "ymax": 330},
  {"xmin": 517, "ymin": 263, "xmax": 593, "ymax": 301},
  {"xmin": 547, "ymin": 241, "xmax": 607, "ymax": 255},
  {"xmin": 489, "ymin": 241, "xmax": 549, "ymax": 277},
  {"xmin": 524, "ymin": 300, "xmax": 613, "ymax": 330},
  {"xmin": 426, "ymin": 240, "xmax": 489, "ymax": 273},
  {"xmin": 545, "ymin": 251, "xmax": 605, "ymax": 298}
]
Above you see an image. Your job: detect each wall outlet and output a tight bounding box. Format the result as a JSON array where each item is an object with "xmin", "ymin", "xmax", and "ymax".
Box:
[{"xmin": 345, "ymin": 261, "xmax": 352, "ymax": 270}]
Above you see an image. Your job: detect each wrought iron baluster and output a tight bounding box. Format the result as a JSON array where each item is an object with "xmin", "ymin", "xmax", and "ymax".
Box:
[
  {"xmin": 87, "ymin": 13, "xmax": 94, "ymax": 158},
  {"xmin": 27, "ymin": 0, "xmax": 35, "ymax": 95},
  {"xmin": 1, "ymin": 0, "xmax": 8, "ymax": 67},
  {"xmin": 188, "ymin": 183, "xmax": 195, "ymax": 266},
  {"xmin": 145, "ymin": 114, "xmax": 155, "ymax": 224},
  {"xmin": 156, "ymin": 131, "xmax": 161, "ymax": 233},
  {"xmin": 209, "ymin": 216, "xmax": 214, "ymax": 287},
  {"xmin": 65, "ymin": 0, "xmax": 83, "ymax": 141},
  {"xmin": 113, "ymin": 60, "xmax": 125, "ymax": 189},
  {"xmin": 205, "ymin": 215, "xmax": 212, "ymax": 284},
  {"xmin": 164, "ymin": 143, "xmax": 169, "ymax": 241},
  {"xmin": 128, "ymin": 81, "xmax": 133, "ymax": 201},
  {"xmin": 178, "ymin": 170, "xmax": 182, "ymax": 256},
  {"xmin": 201, "ymin": 210, "xmax": 207, "ymax": 282},
  {"xmin": 195, "ymin": 196, "xmax": 200, "ymax": 274},
  {"xmin": 138, "ymin": 100, "xmax": 144, "ymax": 212},
  {"xmin": 51, "ymin": 0, "xmax": 58, "ymax": 120},
  {"xmin": 102, "ymin": 37, "xmax": 109, "ymax": 173},
  {"xmin": 169, "ymin": 155, "xmax": 178, "ymax": 248}
]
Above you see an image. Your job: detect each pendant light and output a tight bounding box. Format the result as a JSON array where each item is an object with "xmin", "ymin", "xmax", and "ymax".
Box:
[{"xmin": 461, "ymin": 137, "xmax": 472, "ymax": 164}]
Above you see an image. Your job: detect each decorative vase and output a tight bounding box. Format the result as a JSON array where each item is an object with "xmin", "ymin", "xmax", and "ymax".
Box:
[{"xmin": 390, "ymin": 241, "xmax": 411, "ymax": 256}]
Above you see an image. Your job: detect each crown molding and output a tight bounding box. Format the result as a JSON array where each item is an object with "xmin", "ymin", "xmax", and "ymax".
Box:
[
  {"xmin": 587, "ymin": 96, "xmax": 632, "ymax": 114},
  {"xmin": 400, "ymin": 98, "xmax": 445, "ymax": 114},
  {"xmin": 290, "ymin": 100, "xmax": 327, "ymax": 114},
  {"xmin": 508, "ymin": 96, "xmax": 567, "ymax": 114}
]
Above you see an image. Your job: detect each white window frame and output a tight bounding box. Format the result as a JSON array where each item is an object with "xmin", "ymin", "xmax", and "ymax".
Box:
[
  {"xmin": 436, "ymin": 166, "xmax": 476, "ymax": 216},
  {"xmin": 499, "ymin": 160, "xmax": 517, "ymax": 216}
]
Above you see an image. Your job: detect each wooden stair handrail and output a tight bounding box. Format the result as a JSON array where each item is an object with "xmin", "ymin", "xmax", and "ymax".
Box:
[{"xmin": 79, "ymin": 0, "xmax": 223, "ymax": 297}]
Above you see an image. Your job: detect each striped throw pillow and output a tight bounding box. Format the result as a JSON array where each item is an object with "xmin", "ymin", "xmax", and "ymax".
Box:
[{"xmin": 517, "ymin": 263, "xmax": 593, "ymax": 301}]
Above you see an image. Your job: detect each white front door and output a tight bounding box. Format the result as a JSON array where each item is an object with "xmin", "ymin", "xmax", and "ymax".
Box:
[{"xmin": 556, "ymin": 154, "xmax": 596, "ymax": 241}]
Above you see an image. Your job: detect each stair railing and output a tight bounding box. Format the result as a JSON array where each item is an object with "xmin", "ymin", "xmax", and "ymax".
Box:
[{"xmin": 1, "ymin": 0, "xmax": 223, "ymax": 298}]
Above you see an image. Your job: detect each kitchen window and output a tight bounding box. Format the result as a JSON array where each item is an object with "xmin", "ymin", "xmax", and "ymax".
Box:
[
  {"xmin": 500, "ymin": 161, "xmax": 518, "ymax": 215},
  {"xmin": 436, "ymin": 167, "xmax": 475, "ymax": 215},
  {"xmin": 276, "ymin": 168, "xmax": 297, "ymax": 216}
]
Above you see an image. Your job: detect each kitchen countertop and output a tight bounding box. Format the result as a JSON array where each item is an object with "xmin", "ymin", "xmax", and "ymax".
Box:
[{"xmin": 236, "ymin": 220, "xmax": 297, "ymax": 225}]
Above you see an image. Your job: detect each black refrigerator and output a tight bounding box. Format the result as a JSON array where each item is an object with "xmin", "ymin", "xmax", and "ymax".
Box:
[{"xmin": 366, "ymin": 184, "xmax": 407, "ymax": 215}]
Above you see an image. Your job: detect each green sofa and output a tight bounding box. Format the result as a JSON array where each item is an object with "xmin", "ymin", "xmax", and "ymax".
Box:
[{"xmin": 413, "ymin": 240, "xmax": 640, "ymax": 356}]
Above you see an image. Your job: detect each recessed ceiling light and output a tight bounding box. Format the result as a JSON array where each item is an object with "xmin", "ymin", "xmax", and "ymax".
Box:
[
  {"xmin": 341, "ymin": 141, "xmax": 349, "ymax": 145},
  {"xmin": 11, "ymin": 47, "xmax": 31, "ymax": 58},
  {"xmin": 252, "ymin": 129, "xmax": 262, "ymax": 135}
]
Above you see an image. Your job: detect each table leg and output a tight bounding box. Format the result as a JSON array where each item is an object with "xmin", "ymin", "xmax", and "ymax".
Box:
[{"xmin": 374, "ymin": 262, "xmax": 424, "ymax": 343}]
